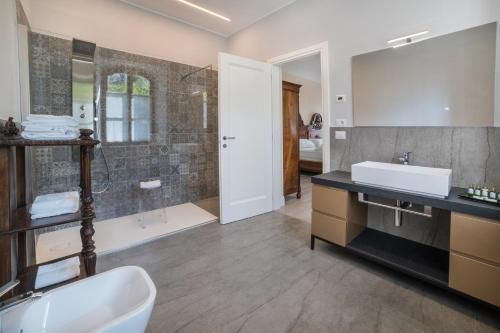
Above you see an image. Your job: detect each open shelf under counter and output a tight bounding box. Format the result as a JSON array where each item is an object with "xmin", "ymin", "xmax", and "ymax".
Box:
[
  {"xmin": 0, "ymin": 206, "xmax": 81, "ymax": 236},
  {"xmin": 346, "ymin": 228, "xmax": 449, "ymax": 288}
]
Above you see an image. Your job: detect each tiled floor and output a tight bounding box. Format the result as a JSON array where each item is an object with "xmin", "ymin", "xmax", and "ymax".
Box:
[
  {"xmin": 97, "ymin": 207, "xmax": 500, "ymax": 333},
  {"xmin": 278, "ymin": 173, "xmax": 313, "ymax": 223}
]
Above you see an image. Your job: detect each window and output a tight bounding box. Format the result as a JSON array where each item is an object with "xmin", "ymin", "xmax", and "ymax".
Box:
[{"xmin": 105, "ymin": 73, "xmax": 151, "ymax": 142}]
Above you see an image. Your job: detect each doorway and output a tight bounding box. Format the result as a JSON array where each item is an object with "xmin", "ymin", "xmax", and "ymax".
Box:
[
  {"xmin": 269, "ymin": 43, "xmax": 330, "ymax": 221},
  {"xmin": 217, "ymin": 43, "xmax": 329, "ymax": 224}
]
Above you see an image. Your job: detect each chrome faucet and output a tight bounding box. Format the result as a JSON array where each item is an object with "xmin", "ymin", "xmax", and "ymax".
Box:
[
  {"xmin": 0, "ymin": 290, "xmax": 43, "ymax": 314},
  {"xmin": 0, "ymin": 280, "xmax": 43, "ymax": 314},
  {"xmin": 398, "ymin": 152, "xmax": 411, "ymax": 165}
]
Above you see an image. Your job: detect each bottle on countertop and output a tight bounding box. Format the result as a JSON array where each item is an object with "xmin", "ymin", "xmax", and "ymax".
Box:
[
  {"xmin": 474, "ymin": 185, "xmax": 482, "ymax": 197},
  {"xmin": 481, "ymin": 186, "xmax": 489, "ymax": 198},
  {"xmin": 467, "ymin": 184, "xmax": 475, "ymax": 195},
  {"xmin": 489, "ymin": 188, "xmax": 497, "ymax": 200}
]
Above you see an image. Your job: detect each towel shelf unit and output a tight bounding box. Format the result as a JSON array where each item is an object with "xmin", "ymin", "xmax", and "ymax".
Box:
[
  {"xmin": 0, "ymin": 138, "xmax": 98, "ymax": 147},
  {"xmin": 0, "ymin": 128, "xmax": 99, "ymax": 300},
  {"xmin": 0, "ymin": 206, "xmax": 82, "ymax": 236}
]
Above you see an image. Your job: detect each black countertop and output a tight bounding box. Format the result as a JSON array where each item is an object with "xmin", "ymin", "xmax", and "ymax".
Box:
[{"xmin": 312, "ymin": 171, "xmax": 500, "ymax": 221}]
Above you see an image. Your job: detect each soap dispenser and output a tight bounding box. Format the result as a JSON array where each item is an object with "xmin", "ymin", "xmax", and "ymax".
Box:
[
  {"xmin": 474, "ymin": 185, "xmax": 482, "ymax": 197},
  {"xmin": 481, "ymin": 186, "xmax": 489, "ymax": 198},
  {"xmin": 467, "ymin": 185, "xmax": 474, "ymax": 195},
  {"xmin": 489, "ymin": 188, "xmax": 497, "ymax": 200}
]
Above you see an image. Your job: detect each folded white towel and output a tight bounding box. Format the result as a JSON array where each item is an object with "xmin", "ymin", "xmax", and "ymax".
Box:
[
  {"xmin": 21, "ymin": 130, "xmax": 79, "ymax": 140},
  {"xmin": 23, "ymin": 124, "xmax": 79, "ymax": 132},
  {"xmin": 21, "ymin": 115, "xmax": 80, "ymax": 141},
  {"xmin": 140, "ymin": 180, "xmax": 161, "ymax": 189},
  {"xmin": 38, "ymin": 256, "xmax": 80, "ymax": 274},
  {"xmin": 30, "ymin": 191, "xmax": 80, "ymax": 219},
  {"xmin": 35, "ymin": 257, "xmax": 80, "ymax": 289},
  {"xmin": 25, "ymin": 114, "xmax": 79, "ymax": 124},
  {"xmin": 22, "ymin": 121, "xmax": 79, "ymax": 127}
]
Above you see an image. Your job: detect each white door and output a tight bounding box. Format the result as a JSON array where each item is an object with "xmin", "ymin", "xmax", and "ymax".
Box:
[{"xmin": 218, "ymin": 53, "xmax": 274, "ymax": 224}]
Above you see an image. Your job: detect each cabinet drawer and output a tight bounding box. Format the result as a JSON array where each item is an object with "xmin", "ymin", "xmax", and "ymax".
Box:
[
  {"xmin": 311, "ymin": 211, "xmax": 347, "ymax": 247},
  {"xmin": 449, "ymin": 253, "xmax": 500, "ymax": 307},
  {"xmin": 451, "ymin": 213, "xmax": 500, "ymax": 264},
  {"xmin": 312, "ymin": 185, "xmax": 348, "ymax": 219}
]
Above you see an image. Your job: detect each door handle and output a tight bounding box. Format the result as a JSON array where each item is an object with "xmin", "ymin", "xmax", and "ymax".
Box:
[{"xmin": 223, "ymin": 136, "xmax": 236, "ymax": 140}]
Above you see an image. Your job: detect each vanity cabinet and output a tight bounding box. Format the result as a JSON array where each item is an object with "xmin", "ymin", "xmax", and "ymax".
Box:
[
  {"xmin": 449, "ymin": 213, "xmax": 500, "ymax": 307},
  {"xmin": 450, "ymin": 212, "xmax": 500, "ymax": 264},
  {"xmin": 310, "ymin": 171, "xmax": 500, "ymax": 309},
  {"xmin": 311, "ymin": 184, "xmax": 367, "ymax": 248}
]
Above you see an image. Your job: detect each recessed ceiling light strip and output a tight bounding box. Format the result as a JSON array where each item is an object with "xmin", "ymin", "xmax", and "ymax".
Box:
[
  {"xmin": 176, "ymin": 0, "xmax": 231, "ymax": 22},
  {"xmin": 387, "ymin": 30, "xmax": 429, "ymax": 44}
]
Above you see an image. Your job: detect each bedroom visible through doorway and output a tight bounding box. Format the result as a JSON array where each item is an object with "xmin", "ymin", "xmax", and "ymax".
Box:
[{"xmin": 278, "ymin": 53, "xmax": 324, "ymax": 223}]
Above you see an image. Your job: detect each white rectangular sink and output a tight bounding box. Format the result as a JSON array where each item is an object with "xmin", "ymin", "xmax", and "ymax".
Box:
[
  {"xmin": 351, "ymin": 161, "xmax": 452, "ymax": 198},
  {"xmin": 0, "ymin": 266, "xmax": 156, "ymax": 333}
]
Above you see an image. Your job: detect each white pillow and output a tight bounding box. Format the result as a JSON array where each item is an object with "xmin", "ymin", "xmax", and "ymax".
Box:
[{"xmin": 300, "ymin": 139, "xmax": 315, "ymax": 149}]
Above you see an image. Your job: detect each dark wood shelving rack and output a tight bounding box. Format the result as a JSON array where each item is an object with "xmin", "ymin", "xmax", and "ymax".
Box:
[{"xmin": 0, "ymin": 129, "xmax": 99, "ymax": 299}]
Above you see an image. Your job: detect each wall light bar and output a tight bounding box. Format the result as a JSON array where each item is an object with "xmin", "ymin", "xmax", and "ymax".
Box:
[
  {"xmin": 177, "ymin": 0, "xmax": 231, "ymax": 22},
  {"xmin": 391, "ymin": 36, "xmax": 430, "ymax": 49},
  {"xmin": 387, "ymin": 30, "xmax": 429, "ymax": 44}
]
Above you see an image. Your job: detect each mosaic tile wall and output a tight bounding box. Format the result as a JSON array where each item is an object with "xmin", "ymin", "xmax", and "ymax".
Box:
[
  {"xmin": 330, "ymin": 126, "xmax": 500, "ymax": 250},
  {"xmin": 29, "ymin": 32, "xmax": 218, "ymax": 228}
]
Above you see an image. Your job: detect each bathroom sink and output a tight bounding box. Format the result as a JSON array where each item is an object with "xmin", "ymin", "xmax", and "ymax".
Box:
[
  {"xmin": 351, "ymin": 161, "xmax": 452, "ymax": 198},
  {"xmin": 0, "ymin": 266, "xmax": 156, "ymax": 333}
]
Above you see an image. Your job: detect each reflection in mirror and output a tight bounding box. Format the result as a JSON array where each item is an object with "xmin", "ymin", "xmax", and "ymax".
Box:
[
  {"xmin": 352, "ymin": 23, "xmax": 497, "ymax": 127},
  {"xmin": 105, "ymin": 73, "xmax": 151, "ymax": 143}
]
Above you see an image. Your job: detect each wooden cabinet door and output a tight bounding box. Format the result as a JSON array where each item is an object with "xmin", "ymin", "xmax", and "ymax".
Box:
[{"xmin": 282, "ymin": 81, "xmax": 301, "ymax": 196}]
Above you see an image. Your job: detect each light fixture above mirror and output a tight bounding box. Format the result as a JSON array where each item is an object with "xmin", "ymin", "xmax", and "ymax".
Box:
[{"xmin": 387, "ymin": 30, "xmax": 430, "ymax": 48}]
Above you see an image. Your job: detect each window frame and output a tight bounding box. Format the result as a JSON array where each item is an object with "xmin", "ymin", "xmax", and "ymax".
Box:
[{"xmin": 102, "ymin": 71, "xmax": 152, "ymax": 144}]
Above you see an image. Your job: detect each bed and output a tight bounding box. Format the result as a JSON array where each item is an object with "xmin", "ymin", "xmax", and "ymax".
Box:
[
  {"xmin": 299, "ymin": 138, "xmax": 323, "ymax": 173},
  {"xmin": 298, "ymin": 113, "xmax": 323, "ymax": 173}
]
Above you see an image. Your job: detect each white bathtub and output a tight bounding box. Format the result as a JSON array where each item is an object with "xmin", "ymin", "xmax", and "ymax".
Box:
[{"xmin": 0, "ymin": 266, "xmax": 156, "ymax": 333}]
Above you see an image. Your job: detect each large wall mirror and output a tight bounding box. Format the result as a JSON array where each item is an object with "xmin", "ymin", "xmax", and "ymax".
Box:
[{"xmin": 352, "ymin": 23, "xmax": 497, "ymax": 127}]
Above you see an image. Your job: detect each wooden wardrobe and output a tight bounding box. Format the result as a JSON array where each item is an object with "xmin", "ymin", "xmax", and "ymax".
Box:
[{"xmin": 282, "ymin": 81, "xmax": 301, "ymax": 198}]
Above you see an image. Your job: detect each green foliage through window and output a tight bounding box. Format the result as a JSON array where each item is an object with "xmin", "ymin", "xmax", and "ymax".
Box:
[
  {"xmin": 107, "ymin": 73, "xmax": 127, "ymax": 94},
  {"xmin": 105, "ymin": 73, "xmax": 151, "ymax": 143},
  {"xmin": 132, "ymin": 76, "xmax": 150, "ymax": 96}
]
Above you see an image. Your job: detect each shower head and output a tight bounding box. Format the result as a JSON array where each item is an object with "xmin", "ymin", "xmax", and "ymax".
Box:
[{"xmin": 72, "ymin": 39, "xmax": 96, "ymax": 62}]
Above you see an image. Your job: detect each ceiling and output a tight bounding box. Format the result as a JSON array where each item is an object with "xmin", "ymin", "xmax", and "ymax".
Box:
[{"xmin": 119, "ymin": 0, "xmax": 297, "ymax": 37}]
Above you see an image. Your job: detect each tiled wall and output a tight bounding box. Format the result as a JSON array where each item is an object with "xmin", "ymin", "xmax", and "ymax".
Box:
[
  {"xmin": 30, "ymin": 33, "xmax": 218, "ymax": 228},
  {"xmin": 330, "ymin": 127, "xmax": 500, "ymax": 188},
  {"xmin": 330, "ymin": 126, "xmax": 500, "ymax": 249}
]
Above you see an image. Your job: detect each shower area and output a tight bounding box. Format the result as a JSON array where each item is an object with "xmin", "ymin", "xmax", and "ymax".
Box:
[{"xmin": 30, "ymin": 33, "xmax": 219, "ymax": 263}]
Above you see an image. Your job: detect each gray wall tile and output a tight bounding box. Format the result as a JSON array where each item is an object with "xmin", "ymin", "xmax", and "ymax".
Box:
[
  {"xmin": 29, "ymin": 33, "xmax": 219, "ymax": 233},
  {"xmin": 330, "ymin": 126, "xmax": 499, "ymax": 249}
]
